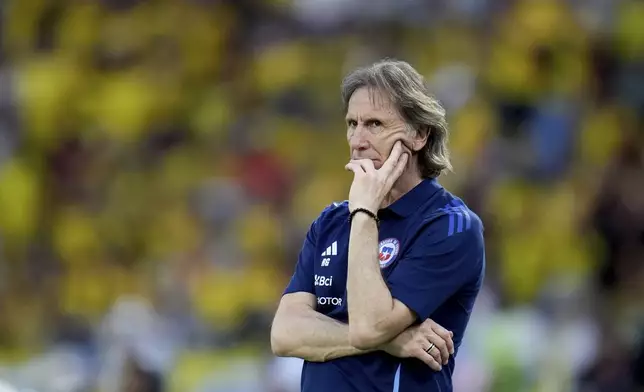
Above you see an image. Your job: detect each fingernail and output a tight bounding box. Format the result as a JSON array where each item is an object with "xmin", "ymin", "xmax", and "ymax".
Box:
[{"xmin": 438, "ymin": 366, "xmax": 442, "ymax": 371}]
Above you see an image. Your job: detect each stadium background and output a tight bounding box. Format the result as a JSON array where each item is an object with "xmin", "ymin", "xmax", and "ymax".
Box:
[{"xmin": 0, "ymin": 0, "xmax": 643, "ymax": 391}]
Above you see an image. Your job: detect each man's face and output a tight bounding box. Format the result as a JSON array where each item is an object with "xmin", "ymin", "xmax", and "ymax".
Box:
[{"xmin": 345, "ymin": 87, "xmax": 416, "ymax": 169}]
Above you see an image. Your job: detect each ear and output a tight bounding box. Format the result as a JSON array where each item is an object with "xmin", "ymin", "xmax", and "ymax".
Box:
[{"xmin": 411, "ymin": 126, "xmax": 430, "ymax": 152}]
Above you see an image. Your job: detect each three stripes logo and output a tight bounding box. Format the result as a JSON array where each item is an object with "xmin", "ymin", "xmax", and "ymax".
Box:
[
  {"xmin": 321, "ymin": 241, "xmax": 338, "ymax": 257},
  {"xmin": 440, "ymin": 200, "xmax": 472, "ymax": 237},
  {"xmin": 321, "ymin": 241, "xmax": 337, "ymax": 266}
]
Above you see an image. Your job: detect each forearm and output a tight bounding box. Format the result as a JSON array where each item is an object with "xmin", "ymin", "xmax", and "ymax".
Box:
[
  {"xmin": 347, "ymin": 214, "xmax": 398, "ymax": 347},
  {"xmin": 271, "ymin": 306, "xmax": 375, "ymax": 362}
]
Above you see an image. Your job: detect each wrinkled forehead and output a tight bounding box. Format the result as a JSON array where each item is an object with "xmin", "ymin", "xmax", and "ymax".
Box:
[{"xmin": 346, "ymin": 86, "xmax": 400, "ymax": 118}]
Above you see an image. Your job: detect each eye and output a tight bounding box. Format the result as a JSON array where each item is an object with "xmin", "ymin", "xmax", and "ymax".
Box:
[
  {"xmin": 366, "ymin": 120, "xmax": 382, "ymax": 128},
  {"xmin": 347, "ymin": 119, "xmax": 357, "ymax": 128}
]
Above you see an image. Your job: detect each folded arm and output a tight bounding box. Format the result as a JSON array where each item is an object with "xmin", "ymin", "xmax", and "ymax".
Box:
[
  {"xmin": 271, "ymin": 292, "xmax": 376, "ymax": 362},
  {"xmin": 271, "ymin": 292, "xmax": 453, "ymax": 369}
]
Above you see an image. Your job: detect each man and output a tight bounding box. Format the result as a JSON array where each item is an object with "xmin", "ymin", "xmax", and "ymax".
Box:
[{"xmin": 271, "ymin": 59, "xmax": 485, "ymax": 392}]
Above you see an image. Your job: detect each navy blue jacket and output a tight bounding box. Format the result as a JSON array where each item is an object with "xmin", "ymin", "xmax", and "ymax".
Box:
[{"xmin": 283, "ymin": 179, "xmax": 485, "ymax": 392}]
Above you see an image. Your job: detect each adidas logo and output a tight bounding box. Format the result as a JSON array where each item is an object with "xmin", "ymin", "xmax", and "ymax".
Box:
[{"xmin": 321, "ymin": 241, "xmax": 338, "ymax": 257}]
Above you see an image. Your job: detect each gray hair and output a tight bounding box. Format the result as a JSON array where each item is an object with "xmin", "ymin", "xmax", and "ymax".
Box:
[{"xmin": 341, "ymin": 59, "xmax": 452, "ymax": 178}]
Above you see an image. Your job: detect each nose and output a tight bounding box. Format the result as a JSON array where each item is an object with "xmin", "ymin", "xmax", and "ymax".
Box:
[{"xmin": 348, "ymin": 126, "xmax": 370, "ymax": 153}]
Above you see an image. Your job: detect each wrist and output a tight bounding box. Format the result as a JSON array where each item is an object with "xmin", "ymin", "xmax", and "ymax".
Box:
[
  {"xmin": 350, "ymin": 203, "xmax": 378, "ymax": 214},
  {"xmin": 349, "ymin": 208, "xmax": 379, "ymax": 228},
  {"xmin": 379, "ymin": 340, "xmax": 398, "ymax": 356},
  {"xmin": 378, "ymin": 340, "xmax": 391, "ymax": 350}
]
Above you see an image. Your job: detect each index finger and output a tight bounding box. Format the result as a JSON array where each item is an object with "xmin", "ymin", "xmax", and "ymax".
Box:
[{"xmin": 380, "ymin": 141, "xmax": 404, "ymax": 173}]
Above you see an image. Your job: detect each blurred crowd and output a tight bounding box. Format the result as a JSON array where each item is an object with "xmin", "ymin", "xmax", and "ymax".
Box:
[{"xmin": 0, "ymin": 0, "xmax": 643, "ymax": 391}]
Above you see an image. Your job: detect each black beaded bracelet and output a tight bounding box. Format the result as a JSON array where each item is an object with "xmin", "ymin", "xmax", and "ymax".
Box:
[{"xmin": 349, "ymin": 208, "xmax": 380, "ymax": 227}]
